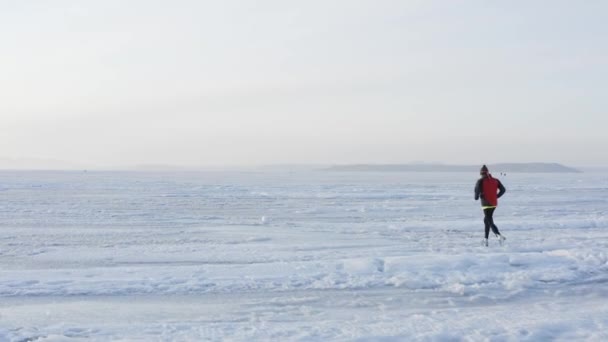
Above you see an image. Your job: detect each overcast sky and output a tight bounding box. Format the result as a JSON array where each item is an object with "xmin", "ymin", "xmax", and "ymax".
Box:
[{"xmin": 1, "ymin": 0, "xmax": 607, "ymax": 168}]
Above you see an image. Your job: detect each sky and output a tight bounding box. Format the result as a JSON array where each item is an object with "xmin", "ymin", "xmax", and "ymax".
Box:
[{"xmin": 1, "ymin": 0, "xmax": 607, "ymax": 168}]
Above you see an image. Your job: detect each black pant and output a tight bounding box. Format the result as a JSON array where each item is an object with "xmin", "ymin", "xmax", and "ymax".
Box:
[{"xmin": 483, "ymin": 208, "xmax": 501, "ymax": 239}]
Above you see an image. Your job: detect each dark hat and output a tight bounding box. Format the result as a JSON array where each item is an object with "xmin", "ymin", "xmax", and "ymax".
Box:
[{"xmin": 480, "ymin": 165, "xmax": 489, "ymax": 174}]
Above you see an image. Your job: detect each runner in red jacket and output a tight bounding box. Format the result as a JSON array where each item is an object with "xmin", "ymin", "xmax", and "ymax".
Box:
[{"xmin": 474, "ymin": 165, "xmax": 506, "ymax": 246}]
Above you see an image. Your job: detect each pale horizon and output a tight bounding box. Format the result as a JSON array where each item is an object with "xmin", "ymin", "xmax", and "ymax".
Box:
[
  {"xmin": 2, "ymin": 1, "xmax": 607, "ymax": 168},
  {"xmin": 0, "ymin": 156, "xmax": 602, "ymax": 171}
]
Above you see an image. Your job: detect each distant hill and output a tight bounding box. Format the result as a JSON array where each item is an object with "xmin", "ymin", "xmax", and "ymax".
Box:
[{"xmin": 326, "ymin": 163, "xmax": 581, "ymax": 173}]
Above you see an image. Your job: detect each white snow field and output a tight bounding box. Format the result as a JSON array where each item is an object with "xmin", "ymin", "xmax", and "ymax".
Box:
[{"xmin": 1, "ymin": 170, "xmax": 607, "ymax": 341}]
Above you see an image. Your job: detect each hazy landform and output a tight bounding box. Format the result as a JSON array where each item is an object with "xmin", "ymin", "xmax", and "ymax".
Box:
[{"xmin": 327, "ymin": 163, "xmax": 581, "ymax": 173}]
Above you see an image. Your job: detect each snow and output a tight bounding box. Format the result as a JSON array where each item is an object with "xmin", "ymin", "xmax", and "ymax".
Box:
[{"xmin": 1, "ymin": 170, "xmax": 607, "ymax": 341}]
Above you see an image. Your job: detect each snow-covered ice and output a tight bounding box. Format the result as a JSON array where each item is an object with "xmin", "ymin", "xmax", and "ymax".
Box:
[{"xmin": 1, "ymin": 170, "xmax": 607, "ymax": 341}]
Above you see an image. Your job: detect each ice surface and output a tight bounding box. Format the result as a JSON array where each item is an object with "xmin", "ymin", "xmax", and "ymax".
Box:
[{"xmin": 1, "ymin": 171, "xmax": 607, "ymax": 341}]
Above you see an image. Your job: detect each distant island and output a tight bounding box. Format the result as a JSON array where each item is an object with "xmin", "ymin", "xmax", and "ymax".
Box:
[{"xmin": 326, "ymin": 163, "xmax": 581, "ymax": 173}]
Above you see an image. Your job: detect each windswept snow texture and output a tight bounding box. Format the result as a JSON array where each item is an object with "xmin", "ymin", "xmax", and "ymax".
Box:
[{"xmin": 1, "ymin": 171, "xmax": 608, "ymax": 341}]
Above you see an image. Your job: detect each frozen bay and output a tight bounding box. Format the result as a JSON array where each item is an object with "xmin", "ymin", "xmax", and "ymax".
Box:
[{"xmin": 1, "ymin": 170, "xmax": 607, "ymax": 341}]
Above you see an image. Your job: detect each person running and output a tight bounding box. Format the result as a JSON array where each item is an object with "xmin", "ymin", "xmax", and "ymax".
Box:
[{"xmin": 474, "ymin": 165, "xmax": 506, "ymax": 246}]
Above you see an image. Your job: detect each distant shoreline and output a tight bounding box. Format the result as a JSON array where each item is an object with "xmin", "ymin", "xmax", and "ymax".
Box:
[
  {"xmin": 325, "ymin": 163, "xmax": 581, "ymax": 173},
  {"xmin": 0, "ymin": 162, "xmax": 588, "ymax": 173}
]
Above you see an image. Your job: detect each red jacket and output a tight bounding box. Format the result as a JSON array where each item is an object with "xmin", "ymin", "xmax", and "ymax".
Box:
[{"xmin": 474, "ymin": 175, "xmax": 506, "ymax": 207}]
